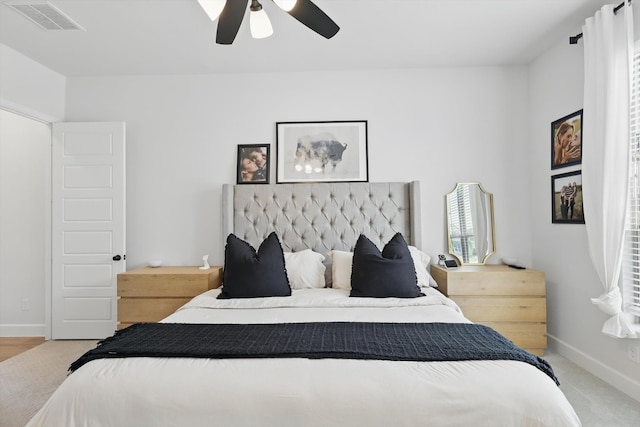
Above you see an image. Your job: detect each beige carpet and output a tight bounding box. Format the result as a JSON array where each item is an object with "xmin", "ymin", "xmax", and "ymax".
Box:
[{"xmin": 0, "ymin": 340, "xmax": 97, "ymax": 427}]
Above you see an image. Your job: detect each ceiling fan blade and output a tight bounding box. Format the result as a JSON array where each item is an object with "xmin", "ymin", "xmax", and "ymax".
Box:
[
  {"xmin": 216, "ymin": 0, "xmax": 249, "ymax": 45},
  {"xmin": 287, "ymin": 0, "xmax": 339, "ymax": 39}
]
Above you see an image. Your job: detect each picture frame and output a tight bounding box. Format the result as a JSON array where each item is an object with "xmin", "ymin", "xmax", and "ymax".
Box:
[
  {"xmin": 551, "ymin": 109, "xmax": 582, "ymax": 170},
  {"xmin": 236, "ymin": 144, "xmax": 270, "ymax": 184},
  {"xmin": 276, "ymin": 121, "xmax": 368, "ymax": 183},
  {"xmin": 551, "ymin": 170, "xmax": 584, "ymax": 224}
]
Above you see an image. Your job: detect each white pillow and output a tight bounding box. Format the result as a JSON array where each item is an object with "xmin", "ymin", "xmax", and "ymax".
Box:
[
  {"xmin": 328, "ymin": 250, "xmax": 354, "ymax": 290},
  {"xmin": 284, "ymin": 249, "xmax": 326, "ymax": 289},
  {"xmin": 329, "ymin": 246, "xmax": 437, "ymax": 290},
  {"xmin": 408, "ymin": 246, "xmax": 438, "ymax": 287}
]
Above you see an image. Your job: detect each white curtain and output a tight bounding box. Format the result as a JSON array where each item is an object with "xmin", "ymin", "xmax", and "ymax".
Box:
[{"xmin": 582, "ymin": 2, "xmax": 637, "ymax": 338}]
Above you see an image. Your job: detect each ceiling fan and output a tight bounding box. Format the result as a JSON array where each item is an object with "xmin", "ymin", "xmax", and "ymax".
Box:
[{"xmin": 197, "ymin": 0, "xmax": 340, "ymax": 45}]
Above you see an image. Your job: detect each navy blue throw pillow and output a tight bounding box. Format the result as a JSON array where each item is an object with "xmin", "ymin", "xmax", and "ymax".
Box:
[
  {"xmin": 350, "ymin": 233, "xmax": 424, "ymax": 298},
  {"xmin": 218, "ymin": 232, "xmax": 291, "ymax": 299}
]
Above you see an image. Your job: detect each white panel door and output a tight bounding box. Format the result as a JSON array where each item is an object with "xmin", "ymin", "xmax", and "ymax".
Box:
[{"xmin": 51, "ymin": 122, "xmax": 125, "ymax": 339}]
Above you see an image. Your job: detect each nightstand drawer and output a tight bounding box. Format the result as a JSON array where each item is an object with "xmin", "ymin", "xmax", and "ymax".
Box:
[
  {"xmin": 118, "ymin": 297, "xmax": 192, "ymax": 324},
  {"xmin": 484, "ymin": 322, "xmax": 547, "ymax": 351},
  {"xmin": 431, "ymin": 265, "xmax": 545, "ymax": 296},
  {"xmin": 118, "ymin": 266, "xmax": 221, "ymax": 297},
  {"xmin": 452, "ymin": 296, "xmax": 546, "ymax": 322}
]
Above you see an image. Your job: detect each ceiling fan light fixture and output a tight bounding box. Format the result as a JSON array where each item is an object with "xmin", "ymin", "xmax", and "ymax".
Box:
[
  {"xmin": 196, "ymin": 0, "xmax": 226, "ymax": 21},
  {"xmin": 213, "ymin": 0, "xmax": 338, "ymax": 44},
  {"xmin": 274, "ymin": 0, "xmax": 297, "ymax": 12},
  {"xmin": 249, "ymin": 1, "xmax": 273, "ymax": 39}
]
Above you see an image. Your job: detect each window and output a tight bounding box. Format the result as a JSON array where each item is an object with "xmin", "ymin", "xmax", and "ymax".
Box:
[
  {"xmin": 623, "ymin": 40, "xmax": 640, "ymax": 320},
  {"xmin": 447, "ymin": 185, "xmax": 477, "ymax": 263}
]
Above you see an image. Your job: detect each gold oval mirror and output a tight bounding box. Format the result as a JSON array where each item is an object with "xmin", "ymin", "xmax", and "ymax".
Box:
[{"xmin": 446, "ymin": 182, "xmax": 496, "ymax": 265}]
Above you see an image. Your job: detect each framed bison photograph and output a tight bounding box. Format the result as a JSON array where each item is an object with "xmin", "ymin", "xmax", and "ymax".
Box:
[{"xmin": 276, "ymin": 121, "xmax": 368, "ymax": 183}]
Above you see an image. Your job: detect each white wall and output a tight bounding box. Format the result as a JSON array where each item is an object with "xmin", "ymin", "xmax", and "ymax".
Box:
[
  {"xmin": 0, "ymin": 43, "xmax": 65, "ymax": 122},
  {"xmin": 0, "ymin": 110, "xmax": 50, "ymax": 335},
  {"xmin": 529, "ymin": 10, "xmax": 640, "ymax": 399},
  {"xmin": 0, "ymin": 42, "xmax": 64, "ymax": 337},
  {"xmin": 64, "ymin": 67, "xmax": 531, "ymax": 271}
]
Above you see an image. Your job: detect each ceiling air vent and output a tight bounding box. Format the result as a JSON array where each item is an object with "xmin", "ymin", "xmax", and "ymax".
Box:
[{"xmin": 4, "ymin": 1, "xmax": 84, "ymax": 31}]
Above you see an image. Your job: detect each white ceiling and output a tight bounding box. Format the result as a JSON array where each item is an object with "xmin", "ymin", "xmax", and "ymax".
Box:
[{"xmin": 0, "ymin": 0, "xmax": 615, "ymax": 77}]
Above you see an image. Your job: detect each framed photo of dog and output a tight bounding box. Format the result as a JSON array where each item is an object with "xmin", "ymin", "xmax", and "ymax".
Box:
[{"xmin": 276, "ymin": 121, "xmax": 368, "ymax": 183}]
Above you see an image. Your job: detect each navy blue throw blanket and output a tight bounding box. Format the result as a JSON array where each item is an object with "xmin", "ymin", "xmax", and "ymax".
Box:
[{"xmin": 69, "ymin": 322, "xmax": 558, "ymax": 385}]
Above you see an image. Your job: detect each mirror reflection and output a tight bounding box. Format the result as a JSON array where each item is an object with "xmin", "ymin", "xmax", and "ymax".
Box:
[{"xmin": 446, "ymin": 182, "xmax": 496, "ymax": 265}]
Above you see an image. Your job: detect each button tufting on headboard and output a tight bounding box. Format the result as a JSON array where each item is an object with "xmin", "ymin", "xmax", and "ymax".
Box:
[{"xmin": 221, "ymin": 182, "xmax": 421, "ymax": 258}]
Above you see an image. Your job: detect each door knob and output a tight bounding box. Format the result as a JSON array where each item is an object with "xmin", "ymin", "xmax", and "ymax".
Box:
[{"xmin": 112, "ymin": 255, "xmax": 122, "ymax": 261}]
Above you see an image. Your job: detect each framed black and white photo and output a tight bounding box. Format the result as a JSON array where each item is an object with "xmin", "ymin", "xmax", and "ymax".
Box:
[
  {"xmin": 237, "ymin": 144, "xmax": 270, "ymax": 184},
  {"xmin": 551, "ymin": 170, "xmax": 584, "ymax": 224},
  {"xmin": 551, "ymin": 109, "xmax": 582, "ymax": 170},
  {"xmin": 276, "ymin": 121, "xmax": 368, "ymax": 183}
]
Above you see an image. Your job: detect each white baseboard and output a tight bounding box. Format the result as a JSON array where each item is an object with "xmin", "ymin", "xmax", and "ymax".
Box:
[
  {"xmin": 548, "ymin": 334, "xmax": 640, "ymax": 402},
  {"xmin": 0, "ymin": 324, "xmax": 46, "ymax": 337}
]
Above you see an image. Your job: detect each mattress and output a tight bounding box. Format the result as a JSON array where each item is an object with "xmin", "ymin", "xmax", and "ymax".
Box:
[{"xmin": 26, "ymin": 287, "xmax": 581, "ymax": 427}]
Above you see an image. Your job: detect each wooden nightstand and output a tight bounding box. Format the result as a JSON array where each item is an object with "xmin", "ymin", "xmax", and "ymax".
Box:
[
  {"xmin": 117, "ymin": 266, "xmax": 222, "ymax": 329},
  {"xmin": 430, "ymin": 264, "xmax": 547, "ymax": 356}
]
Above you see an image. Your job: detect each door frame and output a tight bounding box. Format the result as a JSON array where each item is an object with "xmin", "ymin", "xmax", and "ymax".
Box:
[{"xmin": 0, "ymin": 104, "xmax": 53, "ymax": 339}]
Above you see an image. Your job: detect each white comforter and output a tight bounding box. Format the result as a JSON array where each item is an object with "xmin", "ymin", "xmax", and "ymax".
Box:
[{"xmin": 27, "ymin": 288, "xmax": 581, "ymax": 427}]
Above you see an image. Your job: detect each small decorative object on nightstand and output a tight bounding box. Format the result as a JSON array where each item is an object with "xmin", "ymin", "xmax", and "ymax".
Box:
[
  {"xmin": 117, "ymin": 266, "xmax": 222, "ymax": 329},
  {"xmin": 199, "ymin": 254, "xmax": 210, "ymax": 270},
  {"xmin": 430, "ymin": 264, "xmax": 547, "ymax": 356}
]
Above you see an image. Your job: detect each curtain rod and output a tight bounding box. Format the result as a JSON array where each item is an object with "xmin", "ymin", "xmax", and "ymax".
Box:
[{"xmin": 569, "ymin": 0, "xmax": 630, "ymax": 44}]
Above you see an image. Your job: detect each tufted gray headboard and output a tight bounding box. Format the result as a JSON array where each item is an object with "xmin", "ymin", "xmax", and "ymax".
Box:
[{"xmin": 222, "ymin": 181, "xmax": 421, "ymax": 257}]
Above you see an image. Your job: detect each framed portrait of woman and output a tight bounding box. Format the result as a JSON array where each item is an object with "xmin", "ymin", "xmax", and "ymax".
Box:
[
  {"xmin": 551, "ymin": 110, "xmax": 582, "ymax": 170},
  {"xmin": 237, "ymin": 144, "xmax": 270, "ymax": 184}
]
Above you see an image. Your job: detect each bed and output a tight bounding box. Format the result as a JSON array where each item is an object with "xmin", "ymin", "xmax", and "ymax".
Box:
[{"xmin": 27, "ymin": 181, "xmax": 581, "ymax": 427}]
